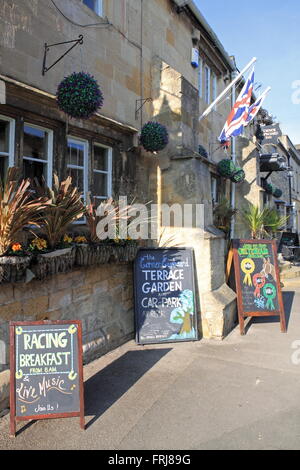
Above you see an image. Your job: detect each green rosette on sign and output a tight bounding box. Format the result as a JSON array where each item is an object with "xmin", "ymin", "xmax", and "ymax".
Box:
[{"xmin": 263, "ymin": 283, "xmax": 277, "ymax": 310}]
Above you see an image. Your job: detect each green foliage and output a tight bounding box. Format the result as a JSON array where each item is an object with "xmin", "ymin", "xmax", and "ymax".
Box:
[
  {"xmin": 240, "ymin": 203, "xmax": 289, "ymax": 239},
  {"xmin": 213, "ymin": 197, "xmax": 237, "ymax": 235},
  {"xmin": 273, "ymin": 188, "xmax": 283, "ymax": 199},
  {"xmin": 0, "ymin": 167, "xmax": 49, "ymax": 256},
  {"xmin": 217, "ymin": 159, "xmax": 236, "ymax": 178},
  {"xmin": 230, "ymin": 167, "xmax": 246, "ymax": 183},
  {"xmin": 263, "ymin": 209, "xmax": 289, "ymax": 237},
  {"xmin": 140, "ymin": 122, "xmax": 169, "ymax": 153}
]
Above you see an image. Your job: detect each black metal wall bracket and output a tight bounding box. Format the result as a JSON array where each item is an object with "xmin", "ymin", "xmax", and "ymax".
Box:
[
  {"xmin": 135, "ymin": 98, "xmax": 153, "ymax": 120},
  {"xmin": 42, "ymin": 35, "xmax": 84, "ymax": 76}
]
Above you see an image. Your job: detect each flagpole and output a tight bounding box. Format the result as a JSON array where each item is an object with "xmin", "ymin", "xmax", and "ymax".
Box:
[
  {"xmin": 199, "ymin": 57, "xmax": 257, "ymax": 121},
  {"xmin": 230, "ymin": 69, "xmax": 238, "ymax": 239}
]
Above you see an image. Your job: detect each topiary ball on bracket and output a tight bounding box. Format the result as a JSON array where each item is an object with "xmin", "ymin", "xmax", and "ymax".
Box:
[
  {"xmin": 273, "ymin": 188, "xmax": 283, "ymax": 198},
  {"xmin": 140, "ymin": 121, "xmax": 169, "ymax": 153},
  {"xmin": 217, "ymin": 159, "xmax": 236, "ymax": 178},
  {"xmin": 56, "ymin": 72, "xmax": 104, "ymax": 119},
  {"xmin": 230, "ymin": 167, "xmax": 246, "ymax": 184},
  {"xmin": 265, "ymin": 183, "xmax": 274, "ymax": 195}
]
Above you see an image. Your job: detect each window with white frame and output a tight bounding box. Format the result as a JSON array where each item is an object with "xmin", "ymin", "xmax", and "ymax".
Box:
[
  {"xmin": 82, "ymin": 0, "xmax": 103, "ymax": 16},
  {"xmin": 212, "ymin": 73, "xmax": 218, "ymax": 108},
  {"xmin": 92, "ymin": 143, "xmax": 112, "ymax": 205},
  {"xmin": 198, "ymin": 57, "xmax": 203, "ymax": 99},
  {"xmin": 0, "ymin": 115, "xmax": 15, "ymax": 178},
  {"xmin": 204, "ymin": 65, "xmax": 211, "ymax": 104},
  {"xmin": 23, "ymin": 124, "xmax": 53, "ymax": 187},
  {"xmin": 67, "ymin": 137, "xmax": 88, "ymax": 202}
]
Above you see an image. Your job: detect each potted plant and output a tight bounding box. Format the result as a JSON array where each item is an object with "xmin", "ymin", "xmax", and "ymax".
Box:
[
  {"xmin": 31, "ymin": 174, "xmax": 84, "ymax": 280},
  {"xmin": 0, "ymin": 168, "xmax": 49, "ymax": 283}
]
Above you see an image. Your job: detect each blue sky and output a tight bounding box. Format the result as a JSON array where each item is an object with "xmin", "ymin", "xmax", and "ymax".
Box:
[{"xmin": 194, "ymin": 0, "xmax": 300, "ymax": 144}]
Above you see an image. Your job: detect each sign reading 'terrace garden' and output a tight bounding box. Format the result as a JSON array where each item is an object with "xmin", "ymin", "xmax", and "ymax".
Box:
[
  {"xmin": 228, "ymin": 240, "xmax": 286, "ymax": 335},
  {"xmin": 9, "ymin": 320, "xmax": 85, "ymax": 437},
  {"xmin": 134, "ymin": 248, "xmax": 198, "ymax": 344}
]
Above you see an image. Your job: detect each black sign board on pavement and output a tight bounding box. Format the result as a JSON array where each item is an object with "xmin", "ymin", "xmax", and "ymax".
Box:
[
  {"xmin": 10, "ymin": 320, "xmax": 85, "ymax": 437},
  {"xmin": 227, "ymin": 240, "xmax": 286, "ymax": 335},
  {"xmin": 134, "ymin": 248, "xmax": 198, "ymax": 344}
]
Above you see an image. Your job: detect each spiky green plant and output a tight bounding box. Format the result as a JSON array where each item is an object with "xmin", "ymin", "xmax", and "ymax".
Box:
[
  {"xmin": 263, "ymin": 209, "xmax": 289, "ymax": 238},
  {"xmin": 35, "ymin": 174, "xmax": 84, "ymax": 249},
  {"xmin": 213, "ymin": 197, "xmax": 237, "ymax": 235},
  {"xmin": 0, "ymin": 167, "xmax": 49, "ymax": 256},
  {"xmin": 240, "ymin": 203, "xmax": 271, "ymax": 239}
]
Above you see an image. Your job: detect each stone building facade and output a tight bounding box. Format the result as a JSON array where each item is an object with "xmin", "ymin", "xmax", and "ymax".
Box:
[{"xmin": 0, "ymin": 0, "xmax": 246, "ymax": 411}]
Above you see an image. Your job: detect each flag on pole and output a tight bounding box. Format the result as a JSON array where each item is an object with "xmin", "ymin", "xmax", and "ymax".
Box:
[
  {"xmin": 244, "ymin": 87, "xmax": 271, "ymax": 126},
  {"xmin": 219, "ymin": 67, "xmax": 255, "ymax": 142}
]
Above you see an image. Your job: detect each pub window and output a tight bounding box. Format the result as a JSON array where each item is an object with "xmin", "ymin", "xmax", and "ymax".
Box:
[
  {"xmin": 0, "ymin": 115, "xmax": 15, "ymax": 179},
  {"xmin": 67, "ymin": 137, "xmax": 88, "ymax": 203},
  {"xmin": 211, "ymin": 175, "xmax": 220, "ymax": 206},
  {"xmin": 23, "ymin": 123, "xmax": 53, "ymax": 187},
  {"xmin": 82, "ymin": 0, "xmax": 103, "ymax": 16},
  {"xmin": 204, "ymin": 65, "xmax": 211, "ymax": 104},
  {"xmin": 92, "ymin": 143, "xmax": 112, "ymax": 205}
]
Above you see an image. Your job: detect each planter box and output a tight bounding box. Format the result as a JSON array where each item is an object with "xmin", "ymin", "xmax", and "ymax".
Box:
[
  {"xmin": 109, "ymin": 244, "xmax": 139, "ymax": 263},
  {"xmin": 31, "ymin": 247, "xmax": 76, "ymax": 280},
  {"xmin": 0, "ymin": 255, "xmax": 32, "ymax": 283},
  {"xmin": 75, "ymin": 244, "xmax": 111, "ymax": 267}
]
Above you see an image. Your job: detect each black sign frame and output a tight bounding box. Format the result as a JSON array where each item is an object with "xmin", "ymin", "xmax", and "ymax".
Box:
[
  {"xmin": 9, "ymin": 320, "xmax": 85, "ymax": 437},
  {"xmin": 134, "ymin": 247, "xmax": 199, "ymax": 345}
]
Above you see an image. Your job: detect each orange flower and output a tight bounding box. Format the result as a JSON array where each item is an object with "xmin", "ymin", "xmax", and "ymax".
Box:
[{"xmin": 12, "ymin": 243, "xmax": 22, "ymax": 252}]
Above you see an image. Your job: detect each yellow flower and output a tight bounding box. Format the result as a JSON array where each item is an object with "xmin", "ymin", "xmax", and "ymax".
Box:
[
  {"xmin": 12, "ymin": 243, "xmax": 22, "ymax": 252},
  {"xmin": 63, "ymin": 234, "xmax": 73, "ymax": 244},
  {"xmin": 31, "ymin": 238, "xmax": 47, "ymax": 251},
  {"xmin": 74, "ymin": 236, "xmax": 87, "ymax": 244}
]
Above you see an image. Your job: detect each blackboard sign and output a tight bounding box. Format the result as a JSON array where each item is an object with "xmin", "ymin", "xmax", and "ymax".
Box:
[
  {"xmin": 10, "ymin": 320, "xmax": 84, "ymax": 436},
  {"xmin": 228, "ymin": 240, "xmax": 286, "ymax": 335},
  {"xmin": 134, "ymin": 248, "xmax": 198, "ymax": 344}
]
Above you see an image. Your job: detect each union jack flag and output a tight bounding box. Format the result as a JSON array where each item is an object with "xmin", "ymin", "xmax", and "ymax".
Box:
[
  {"xmin": 244, "ymin": 87, "xmax": 271, "ymax": 125},
  {"xmin": 219, "ymin": 67, "xmax": 255, "ymax": 142}
]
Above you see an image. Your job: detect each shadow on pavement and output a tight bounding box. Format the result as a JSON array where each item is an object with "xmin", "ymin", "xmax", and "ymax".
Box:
[
  {"xmin": 84, "ymin": 348, "xmax": 172, "ymax": 429},
  {"xmin": 246, "ymin": 290, "xmax": 295, "ymax": 333}
]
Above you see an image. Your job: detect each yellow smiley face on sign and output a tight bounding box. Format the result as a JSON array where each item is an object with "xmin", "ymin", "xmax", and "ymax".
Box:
[{"xmin": 241, "ymin": 258, "xmax": 255, "ymax": 286}]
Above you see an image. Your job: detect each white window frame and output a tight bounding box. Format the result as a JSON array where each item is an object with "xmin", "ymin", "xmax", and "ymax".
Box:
[
  {"xmin": 67, "ymin": 136, "xmax": 89, "ymax": 202},
  {"xmin": 82, "ymin": 0, "xmax": 103, "ymax": 16},
  {"xmin": 204, "ymin": 65, "xmax": 211, "ymax": 105},
  {"xmin": 23, "ymin": 122, "xmax": 53, "ymax": 187},
  {"xmin": 0, "ymin": 114, "xmax": 15, "ymax": 169},
  {"xmin": 93, "ymin": 142, "xmax": 112, "ymax": 203},
  {"xmin": 198, "ymin": 57, "xmax": 203, "ymax": 99},
  {"xmin": 212, "ymin": 73, "xmax": 218, "ymax": 109}
]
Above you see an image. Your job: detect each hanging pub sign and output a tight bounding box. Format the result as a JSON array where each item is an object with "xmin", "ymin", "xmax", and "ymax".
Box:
[
  {"xmin": 9, "ymin": 320, "xmax": 85, "ymax": 437},
  {"xmin": 227, "ymin": 240, "xmax": 286, "ymax": 335},
  {"xmin": 134, "ymin": 248, "xmax": 198, "ymax": 345}
]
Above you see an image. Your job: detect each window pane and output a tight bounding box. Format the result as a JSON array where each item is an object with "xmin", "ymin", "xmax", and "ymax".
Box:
[
  {"xmin": 68, "ymin": 167, "xmax": 84, "ymax": 193},
  {"xmin": 24, "ymin": 125, "xmax": 48, "ymax": 160},
  {"xmin": 83, "ymin": 0, "xmax": 96, "ymax": 11},
  {"xmin": 94, "ymin": 171, "xmax": 108, "ymax": 197},
  {"xmin": 23, "ymin": 159, "xmax": 46, "ymax": 185},
  {"xmin": 0, "ymin": 120, "xmax": 10, "ymax": 153},
  {"xmin": 67, "ymin": 141, "xmax": 84, "ymax": 167},
  {"xmin": 0, "ymin": 156, "xmax": 8, "ymax": 180},
  {"xmin": 94, "ymin": 145, "xmax": 108, "ymax": 171}
]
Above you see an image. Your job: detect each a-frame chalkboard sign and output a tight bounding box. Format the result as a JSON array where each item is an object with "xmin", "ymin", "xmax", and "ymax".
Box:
[
  {"xmin": 10, "ymin": 320, "xmax": 85, "ymax": 437},
  {"xmin": 226, "ymin": 239, "xmax": 286, "ymax": 335}
]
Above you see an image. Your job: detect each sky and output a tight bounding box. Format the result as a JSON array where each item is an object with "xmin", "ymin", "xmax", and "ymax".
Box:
[{"xmin": 194, "ymin": 0, "xmax": 300, "ymax": 144}]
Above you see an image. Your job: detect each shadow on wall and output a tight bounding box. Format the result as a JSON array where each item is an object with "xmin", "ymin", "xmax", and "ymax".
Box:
[{"xmin": 84, "ymin": 348, "xmax": 172, "ymax": 429}]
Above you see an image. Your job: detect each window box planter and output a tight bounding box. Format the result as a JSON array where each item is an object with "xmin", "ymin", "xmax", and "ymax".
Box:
[
  {"xmin": 109, "ymin": 244, "xmax": 139, "ymax": 263},
  {"xmin": 75, "ymin": 244, "xmax": 111, "ymax": 267},
  {"xmin": 31, "ymin": 247, "xmax": 76, "ymax": 280},
  {"xmin": 0, "ymin": 255, "xmax": 32, "ymax": 283}
]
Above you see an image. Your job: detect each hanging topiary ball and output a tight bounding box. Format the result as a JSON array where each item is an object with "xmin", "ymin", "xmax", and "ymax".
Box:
[
  {"xmin": 217, "ymin": 159, "xmax": 236, "ymax": 178},
  {"xmin": 230, "ymin": 167, "xmax": 246, "ymax": 184},
  {"xmin": 140, "ymin": 121, "xmax": 169, "ymax": 153},
  {"xmin": 265, "ymin": 183, "xmax": 274, "ymax": 194},
  {"xmin": 56, "ymin": 72, "xmax": 104, "ymax": 119},
  {"xmin": 273, "ymin": 188, "xmax": 283, "ymax": 198}
]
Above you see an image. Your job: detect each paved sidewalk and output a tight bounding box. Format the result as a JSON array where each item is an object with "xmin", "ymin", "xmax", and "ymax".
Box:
[{"xmin": 0, "ymin": 284, "xmax": 300, "ymax": 450}]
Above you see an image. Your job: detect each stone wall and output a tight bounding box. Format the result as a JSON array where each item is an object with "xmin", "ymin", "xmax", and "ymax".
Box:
[{"xmin": 0, "ymin": 262, "xmax": 134, "ymax": 412}]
